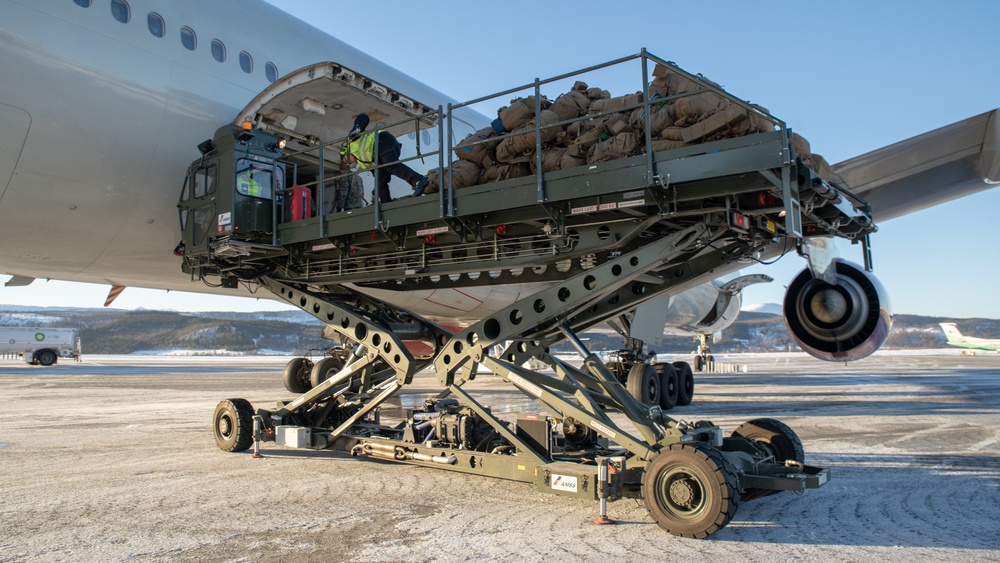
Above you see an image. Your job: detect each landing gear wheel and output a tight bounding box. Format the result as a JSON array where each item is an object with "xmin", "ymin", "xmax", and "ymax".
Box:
[
  {"xmin": 310, "ymin": 355, "xmax": 346, "ymax": 388},
  {"xmin": 35, "ymin": 349, "xmax": 57, "ymax": 366},
  {"xmin": 626, "ymin": 363, "xmax": 660, "ymax": 406},
  {"xmin": 282, "ymin": 357, "xmax": 313, "ymax": 393},
  {"xmin": 731, "ymin": 418, "xmax": 805, "ymax": 501},
  {"xmin": 673, "ymin": 361, "xmax": 694, "ymax": 406},
  {"xmin": 213, "ymin": 398, "xmax": 255, "ymax": 452},
  {"xmin": 654, "ymin": 363, "xmax": 678, "ymax": 410},
  {"xmin": 642, "ymin": 442, "xmax": 740, "ymax": 538}
]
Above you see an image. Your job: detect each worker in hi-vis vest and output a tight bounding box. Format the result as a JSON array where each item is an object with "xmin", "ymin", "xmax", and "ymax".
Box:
[
  {"xmin": 341, "ymin": 113, "xmax": 428, "ymax": 204},
  {"xmin": 237, "ymin": 170, "xmax": 261, "ymax": 197}
]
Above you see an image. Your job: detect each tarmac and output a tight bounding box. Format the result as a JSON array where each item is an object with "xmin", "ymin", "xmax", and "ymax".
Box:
[{"xmin": 1, "ymin": 350, "xmax": 999, "ymax": 562}]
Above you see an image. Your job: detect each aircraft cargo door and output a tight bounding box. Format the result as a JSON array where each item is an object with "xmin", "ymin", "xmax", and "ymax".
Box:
[
  {"xmin": 0, "ymin": 103, "xmax": 30, "ymax": 202},
  {"xmin": 235, "ymin": 61, "xmax": 440, "ymax": 148}
]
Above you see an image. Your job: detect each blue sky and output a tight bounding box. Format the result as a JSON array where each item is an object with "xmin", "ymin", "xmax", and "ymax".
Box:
[{"xmin": 2, "ymin": 1, "xmax": 998, "ymax": 318}]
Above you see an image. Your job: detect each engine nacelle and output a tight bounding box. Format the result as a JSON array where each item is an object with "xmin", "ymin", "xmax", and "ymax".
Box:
[{"xmin": 783, "ymin": 259, "xmax": 892, "ymax": 362}]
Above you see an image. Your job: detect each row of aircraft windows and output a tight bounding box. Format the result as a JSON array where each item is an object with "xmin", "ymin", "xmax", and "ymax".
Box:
[{"xmin": 73, "ymin": 0, "xmax": 279, "ymax": 83}]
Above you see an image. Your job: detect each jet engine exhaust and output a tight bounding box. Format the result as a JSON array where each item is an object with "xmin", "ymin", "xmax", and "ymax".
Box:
[{"xmin": 783, "ymin": 259, "xmax": 892, "ymax": 362}]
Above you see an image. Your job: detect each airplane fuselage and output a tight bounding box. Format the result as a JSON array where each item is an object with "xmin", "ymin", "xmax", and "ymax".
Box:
[
  {"xmin": 0, "ymin": 0, "xmax": 463, "ymax": 291},
  {"xmin": 0, "ymin": 0, "xmax": 746, "ymax": 338}
]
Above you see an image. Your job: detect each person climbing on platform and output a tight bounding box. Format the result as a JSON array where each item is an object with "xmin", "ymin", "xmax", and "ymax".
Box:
[{"xmin": 340, "ymin": 113, "xmax": 428, "ymax": 204}]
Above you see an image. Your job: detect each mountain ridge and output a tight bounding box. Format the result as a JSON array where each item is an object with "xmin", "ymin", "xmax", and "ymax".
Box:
[{"xmin": 2, "ymin": 305, "xmax": 998, "ymax": 355}]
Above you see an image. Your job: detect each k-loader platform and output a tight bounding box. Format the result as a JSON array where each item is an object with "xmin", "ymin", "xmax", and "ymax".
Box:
[{"xmin": 183, "ymin": 51, "xmax": 881, "ymax": 538}]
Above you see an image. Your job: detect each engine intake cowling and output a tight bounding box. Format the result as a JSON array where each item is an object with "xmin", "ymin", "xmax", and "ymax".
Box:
[{"xmin": 783, "ymin": 259, "xmax": 892, "ymax": 362}]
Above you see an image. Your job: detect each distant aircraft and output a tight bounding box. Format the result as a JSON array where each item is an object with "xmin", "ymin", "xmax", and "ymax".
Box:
[{"xmin": 940, "ymin": 323, "xmax": 1000, "ymax": 352}]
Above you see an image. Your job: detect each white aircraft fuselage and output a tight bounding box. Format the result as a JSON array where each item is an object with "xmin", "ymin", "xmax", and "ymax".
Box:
[{"xmin": 0, "ymin": 0, "xmax": 741, "ymax": 338}]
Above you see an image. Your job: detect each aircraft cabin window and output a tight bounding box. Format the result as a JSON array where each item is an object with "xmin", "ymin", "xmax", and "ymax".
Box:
[
  {"xmin": 265, "ymin": 62, "xmax": 279, "ymax": 83},
  {"xmin": 239, "ymin": 51, "xmax": 253, "ymax": 74},
  {"xmin": 147, "ymin": 12, "xmax": 164, "ymax": 38},
  {"xmin": 111, "ymin": 0, "xmax": 130, "ymax": 23},
  {"xmin": 211, "ymin": 40, "xmax": 226, "ymax": 63},
  {"xmin": 73, "ymin": 0, "xmax": 91, "ymax": 8},
  {"xmin": 111, "ymin": 0, "xmax": 132, "ymax": 23},
  {"xmin": 180, "ymin": 26, "xmax": 197, "ymax": 51}
]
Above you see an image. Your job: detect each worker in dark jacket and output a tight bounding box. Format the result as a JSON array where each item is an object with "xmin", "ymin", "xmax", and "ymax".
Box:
[{"xmin": 341, "ymin": 113, "xmax": 427, "ymax": 204}]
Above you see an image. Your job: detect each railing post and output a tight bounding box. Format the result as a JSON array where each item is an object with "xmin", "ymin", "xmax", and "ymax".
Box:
[
  {"xmin": 640, "ymin": 48, "xmax": 655, "ymax": 184},
  {"xmin": 318, "ymin": 144, "xmax": 326, "ymax": 238},
  {"xmin": 446, "ymin": 104, "xmax": 456, "ymax": 217},
  {"xmin": 438, "ymin": 105, "xmax": 446, "ymax": 218},
  {"xmin": 271, "ymin": 164, "xmax": 279, "ymax": 246},
  {"xmin": 373, "ymin": 130, "xmax": 382, "ymax": 229},
  {"xmin": 534, "ymin": 78, "xmax": 545, "ymax": 203}
]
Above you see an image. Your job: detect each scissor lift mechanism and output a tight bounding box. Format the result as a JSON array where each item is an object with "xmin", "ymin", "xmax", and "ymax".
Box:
[{"xmin": 193, "ymin": 51, "xmax": 873, "ymax": 538}]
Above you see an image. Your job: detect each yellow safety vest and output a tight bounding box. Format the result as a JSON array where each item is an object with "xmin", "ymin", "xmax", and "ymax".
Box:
[
  {"xmin": 348, "ymin": 131, "xmax": 378, "ymax": 170},
  {"xmin": 238, "ymin": 173, "xmax": 261, "ymax": 196}
]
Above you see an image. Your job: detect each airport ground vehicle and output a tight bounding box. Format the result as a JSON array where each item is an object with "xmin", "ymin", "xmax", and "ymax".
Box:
[
  {"xmin": 187, "ymin": 51, "xmax": 881, "ymax": 537},
  {"xmin": 0, "ymin": 328, "xmax": 80, "ymax": 365}
]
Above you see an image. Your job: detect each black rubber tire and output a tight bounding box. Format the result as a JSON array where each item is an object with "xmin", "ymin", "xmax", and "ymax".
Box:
[
  {"xmin": 654, "ymin": 363, "xmax": 678, "ymax": 410},
  {"xmin": 35, "ymin": 349, "xmax": 58, "ymax": 366},
  {"xmin": 282, "ymin": 357, "xmax": 313, "ymax": 393},
  {"xmin": 692, "ymin": 355, "xmax": 703, "ymax": 372},
  {"xmin": 213, "ymin": 398, "xmax": 254, "ymax": 452},
  {"xmin": 626, "ymin": 363, "xmax": 660, "ymax": 406},
  {"xmin": 673, "ymin": 361, "xmax": 694, "ymax": 406},
  {"xmin": 310, "ymin": 355, "xmax": 345, "ymax": 388},
  {"xmin": 642, "ymin": 442, "xmax": 740, "ymax": 539},
  {"xmin": 731, "ymin": 418, "xmax": 805, "ymax": 501}
]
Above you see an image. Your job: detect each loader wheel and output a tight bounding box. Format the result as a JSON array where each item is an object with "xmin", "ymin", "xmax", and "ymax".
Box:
[
  {"xmin": 654, "ymin": 363, "xmax": 678, "ymax": 410},
  {"xmin": 35, "ymin": 349, "xmax": 58, "ymax": 366},
  {"xmin": 731, "ymin": 418, "xmax": 805, "ymax": 501},
  {"xmin": 282, "ymin": 357, "xmax": 313, "ymax": 393},
  {"xmin": 626, "ymin": 363, "xmax": 660, "ymax": 406},
  {"xmin": 642, "ymin": 442, "xmax": 740, "ymax": 538},
  {"xmin": 213, "ymin": 398, "xmax": 254, "ymax": 452},
  {"xmin": 310, "ymin": 355, "xmax": 345, "ymax": 388},
  {"xmin": 673, "ymin": 361, "xmax": 694, "ymax": 406}
]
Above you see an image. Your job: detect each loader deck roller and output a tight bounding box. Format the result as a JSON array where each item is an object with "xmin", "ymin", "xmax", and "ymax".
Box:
[{"xmin": 195, "ymin": 50, "xmax": 856, "ymax": 538}]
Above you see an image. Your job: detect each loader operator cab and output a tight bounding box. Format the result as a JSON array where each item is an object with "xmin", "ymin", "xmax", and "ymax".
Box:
[{"xmin": 177, "ymin": 124, "xmax": 285, "ymax": 260}]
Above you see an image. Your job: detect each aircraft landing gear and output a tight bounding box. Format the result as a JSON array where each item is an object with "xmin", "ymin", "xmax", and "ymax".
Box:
[
  {"xmin": 672, "ymin": 361, "xmax": 694, "ymax": 406},
  {"xmin": 693, "ymin": 334, "xmax": 715, "ymax": 372},
  {"xmin": 282, "ymin": 357, "xmax": 313, "ymax": 393}
]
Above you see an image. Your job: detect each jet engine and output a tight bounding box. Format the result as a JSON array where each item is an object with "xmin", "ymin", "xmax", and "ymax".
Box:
[{"xmin": 783, "ymin": 259, "xmax": 892, "ymax": 362}]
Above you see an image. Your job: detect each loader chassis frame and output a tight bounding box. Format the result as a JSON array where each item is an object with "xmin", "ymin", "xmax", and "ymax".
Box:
[{"xmin": 195, "ymin": 51, "xmax": 863, "ymax": 538}]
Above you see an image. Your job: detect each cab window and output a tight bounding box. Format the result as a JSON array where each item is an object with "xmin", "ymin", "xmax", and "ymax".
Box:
[
  {"xmin": 191, "ymin": 163, "xmax": 217, "ymax": 198},
  {"xmin": 191, "ymin": 204, "xmax": 215, "ymax": 247},
  {"xmin": 179, "ymin": 175, "xmax": 190, "ymax": 202},
  {"xmin": 235, "ymin": 159, "xmax": 273, "ymax": 199},
  {"xmin": 178, "ymin": 176, "xmax": 190, "ymax": 230}
]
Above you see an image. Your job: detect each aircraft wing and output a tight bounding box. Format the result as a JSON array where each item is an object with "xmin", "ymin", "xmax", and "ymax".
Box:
[{"xmin": 832, "ymin": 108, "xmax": 999, "ymax": 222}]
